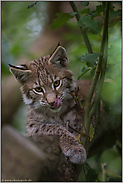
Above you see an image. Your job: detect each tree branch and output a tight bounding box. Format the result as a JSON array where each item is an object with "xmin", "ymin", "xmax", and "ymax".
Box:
[
  {"xmin": 84, "ymin": 2, "xmax": 110, "ymax": 149},
  {"xmin": 69, "ymin": 1, "xmax": 93, "ymax": 53}
]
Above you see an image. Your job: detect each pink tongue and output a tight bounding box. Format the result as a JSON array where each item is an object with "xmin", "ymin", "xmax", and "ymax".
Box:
[{"xmin": 53, "ymin": 98, "xmax": 62, "ymax": 108}]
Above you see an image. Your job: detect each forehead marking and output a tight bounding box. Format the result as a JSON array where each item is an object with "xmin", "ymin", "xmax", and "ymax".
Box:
[
  {"xmin": 31, "ymin": 58, "xmax": 55, "ymax": 86},
  {"xmin": 34, "ymin": 79, "xmax": 39, "ymax": 85}
]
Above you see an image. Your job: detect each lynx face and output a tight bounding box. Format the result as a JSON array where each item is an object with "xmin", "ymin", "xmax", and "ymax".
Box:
[{"xmin": 9, "ymin": 45, "xmax": 75, "ymax": 113}]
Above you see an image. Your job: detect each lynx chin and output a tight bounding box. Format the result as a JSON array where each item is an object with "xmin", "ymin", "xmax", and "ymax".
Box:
[{"xmin": 9, "ymin": 43, "xmax": 91, "ymax": 164}]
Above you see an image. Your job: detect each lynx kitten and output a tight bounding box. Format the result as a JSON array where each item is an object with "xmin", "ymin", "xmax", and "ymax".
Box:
[{"xmin": 9, "ymin": 44, "xmax": 91, "ymax": 164}]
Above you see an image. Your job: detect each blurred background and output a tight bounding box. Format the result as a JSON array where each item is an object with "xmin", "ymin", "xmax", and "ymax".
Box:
[{"xmin": 1, "ymin": 1, "xmax": 122, "ymax": 181}]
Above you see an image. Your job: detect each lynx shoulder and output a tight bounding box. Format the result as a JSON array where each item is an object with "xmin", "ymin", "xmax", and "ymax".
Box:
[{"xmin": 9, "ymin": 44, "xmax": 91, "ymax": 164}]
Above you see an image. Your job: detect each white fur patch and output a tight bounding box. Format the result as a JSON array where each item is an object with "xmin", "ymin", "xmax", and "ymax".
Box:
[{"xmin": 22, "ymin": 94, "xmax": 33, "ymax": 105}]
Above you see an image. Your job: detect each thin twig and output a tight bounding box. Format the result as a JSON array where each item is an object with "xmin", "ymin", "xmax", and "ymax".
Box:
[
  {"xmin": 102, "ymin": 163, "xmax": 107, "ymax": 181},
  {"xmin": 90, "ymin": 2, "xmax": 110, "ymax": 118}
]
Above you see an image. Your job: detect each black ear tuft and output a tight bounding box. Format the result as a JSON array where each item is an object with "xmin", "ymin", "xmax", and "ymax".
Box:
[
  {"xmin": 50, "ymin": 42, "xmax": 61, "ymax": 58},
  {"xmin": 9, "ymin": 64, "xmax": 32, "ymax": 84},
  {"xmin": 9, "ymin": 64, "xmax": 29, "ymax": 70},
  {"xmin": 8, "ymin": 63, "xmax": 17, "ymax": 69},
  {"xmin": 58, "ymin": 42, "xmax": 60, "ymax": 46}
]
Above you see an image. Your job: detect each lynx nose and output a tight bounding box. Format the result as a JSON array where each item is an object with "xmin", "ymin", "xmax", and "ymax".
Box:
[{"xmin": 47, "ymin": 93, "xmax": 56, "ymax": 105}]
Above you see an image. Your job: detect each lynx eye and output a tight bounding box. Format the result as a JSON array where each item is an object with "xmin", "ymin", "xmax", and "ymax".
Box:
[
  {"xmin": 54, "ymin": 80, "xmax": 60, "ymax": 87},
  {"xmin": 35, "ymin": 87, "xmax": 44, "ymax": 93}
]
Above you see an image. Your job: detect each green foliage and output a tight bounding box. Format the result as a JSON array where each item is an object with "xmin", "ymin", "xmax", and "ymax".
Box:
[
  {"xmin": 78, "ymin": 67, "xmax": 91, "ymax": 80},
  {"xmin": 51, "ymin": 12, "xmax": 77, "ymax": 30},
  {"xmin": 78, "ymin": 15, "xmax": 102, "ymax": 34},
  {"xmin": 91, "ymin": 5, "xmax": 103, "ymax": 17},
  {"xmin": 81, "ymin": 1, "xmax": 89, "ymax": 7},
  {"xmin": 81, "ymin": 53, "xmax": 101, "ymax": 67},
  {"xmin": 86, "ymin": 146, "xmax": 122, "ymax": 182},
  {"xmin": 77, "ymin": 52, "xmax": 101, "ymax": 79},
  {"xmin": 79, "ymin": 8, "xmax": 90, "ymax": 15},
  {"xmin": 110, "ymin": 9, "xmax": 122, "ymax": 18}
]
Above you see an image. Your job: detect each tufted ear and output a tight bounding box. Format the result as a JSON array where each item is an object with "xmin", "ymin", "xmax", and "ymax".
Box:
[
  {"xmin": 9, "ymin": 64, "xmax": 32, "ymax": 84},
  {"xmin": 48, "ymin": 46, "xmax": 68, "ymax": 68}
]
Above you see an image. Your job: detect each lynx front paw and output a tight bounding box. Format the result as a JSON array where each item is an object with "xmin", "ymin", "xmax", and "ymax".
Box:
[{"xmin": 61, "ymin": 143, "xmax": 86, "ymax": 164}]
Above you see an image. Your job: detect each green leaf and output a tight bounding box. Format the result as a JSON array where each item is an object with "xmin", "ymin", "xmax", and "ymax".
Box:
[
  {"xmin": 91, "ymin": 5, "xmax": 103, "ymax": 17},
  {"xmin": 81, "ymin": 53, "xmax": 101, "ymax": 67},
  {"xmin": 81, "ymin": 1, "xmax": 89, "ymax": 6},
  {"xmin": 82, "ymin": 66, "xmax": 89, "ymax": 73},
  {"xmin": 78, "ymin": 67, "xmax": 90, "ymax": 79},
  {"xmin": 78, "ymin": 15, "xmax": 101, "ymax": 34},
  {"xmin": 51, "ymin": 12, "xmax": 77, "ymax": 30},
  {"xmin": 70, "ymin": 12, "xmax": 78, "ymax": 17},
  {"xmin": 110, "ymin": 10, "xmax": 122, "ymax": 18},
  {"xmin": 79, "ymin": 8, "xmax": 90, "ymax": 16}
]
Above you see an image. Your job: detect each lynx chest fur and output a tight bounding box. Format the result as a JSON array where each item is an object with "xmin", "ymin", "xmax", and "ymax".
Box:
[{"xmin": 9, "ymin": 44, "xmax": 91, "ymax": 164}]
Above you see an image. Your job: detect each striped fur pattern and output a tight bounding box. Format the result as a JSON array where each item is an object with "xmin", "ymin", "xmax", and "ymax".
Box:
[{"xmin": 9, "ymin": 44, "xmax": 91, "ymax": 164}]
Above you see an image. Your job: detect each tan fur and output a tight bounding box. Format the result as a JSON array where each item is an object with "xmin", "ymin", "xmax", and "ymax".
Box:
[{"xmin": 9, "ymin": 45, "xmax": 91, "ymax": 164}]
